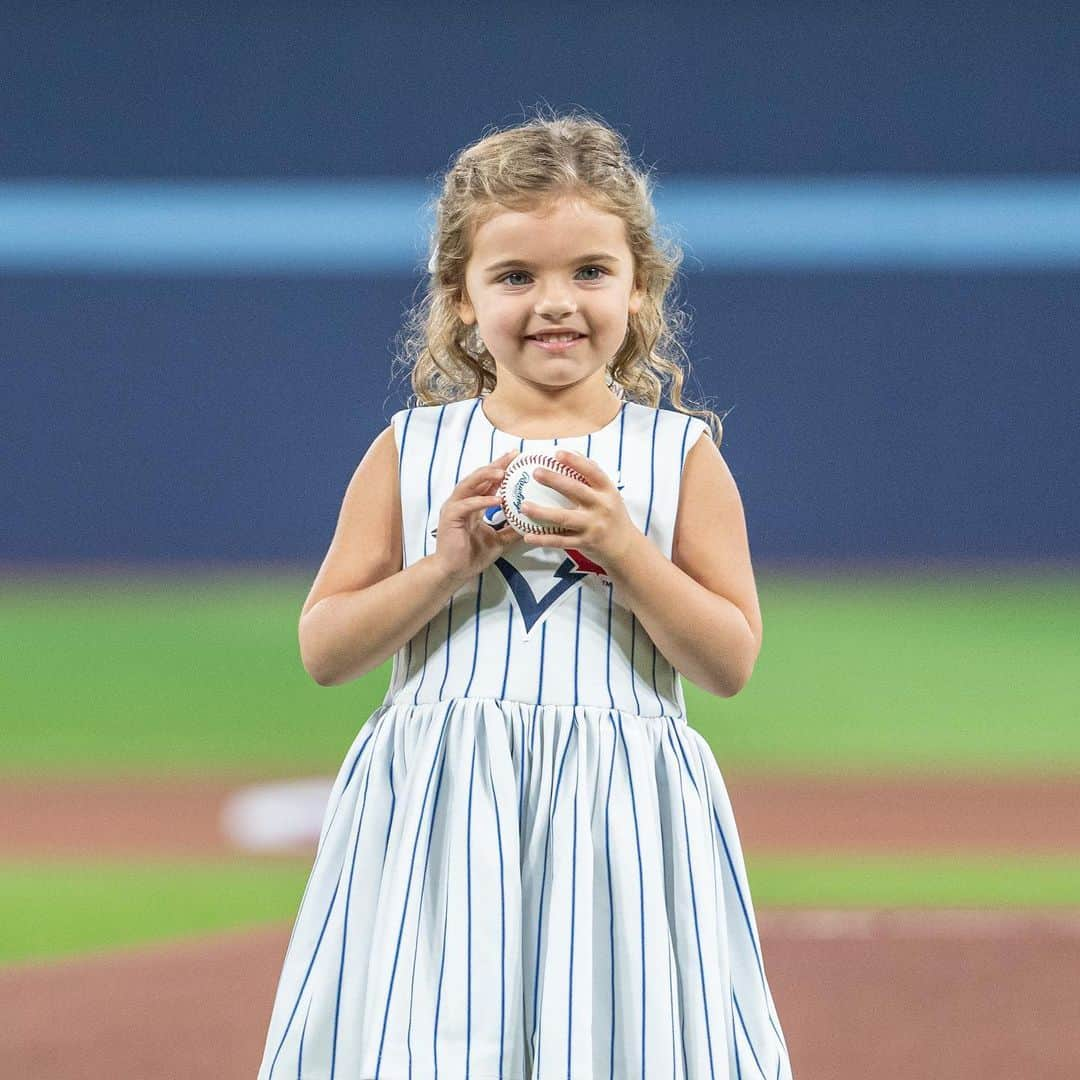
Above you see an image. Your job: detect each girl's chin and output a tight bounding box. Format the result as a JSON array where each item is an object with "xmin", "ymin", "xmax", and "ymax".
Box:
[{"xmin": 518, "ymin": 367, "xmax": 610, "ymax": 392}]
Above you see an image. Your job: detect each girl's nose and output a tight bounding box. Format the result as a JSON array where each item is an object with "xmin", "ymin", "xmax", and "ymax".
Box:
[{"xmin": 534, "ymin": 292, "xmax": 577, "ymax": 317}]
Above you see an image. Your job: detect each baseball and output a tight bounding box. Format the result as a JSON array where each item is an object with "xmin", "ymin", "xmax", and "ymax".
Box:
[{"xmin": 498, "ymin": 452, "xmax": 588, "ymax": 535}]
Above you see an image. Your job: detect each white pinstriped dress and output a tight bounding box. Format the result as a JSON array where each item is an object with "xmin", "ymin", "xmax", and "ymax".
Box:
[{"xmin": 257, "ymin": 396, "xmax": 793, "ymax": 1080}]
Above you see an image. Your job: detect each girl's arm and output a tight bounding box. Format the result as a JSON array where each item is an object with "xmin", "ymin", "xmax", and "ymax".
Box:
[
  {"xmin": 298, "ymin": 425, "xmax": 467, "ymax": 686},
  {"xmin": 605, "ymin": 434, "xmax": 763, "ymax": 698}
]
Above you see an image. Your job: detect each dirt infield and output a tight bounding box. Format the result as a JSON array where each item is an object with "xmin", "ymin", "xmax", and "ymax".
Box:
[
  {"xmin": 4, "ymin": 912, "xmax": 1079, "ymax": 1079},
  {"xmin": 3, "ymin": 771, "xmax": 1079, "ymax": 1078},
  {"xmin": 5, "ymin": 771, "xmax": 1080, "ymax": 856}
]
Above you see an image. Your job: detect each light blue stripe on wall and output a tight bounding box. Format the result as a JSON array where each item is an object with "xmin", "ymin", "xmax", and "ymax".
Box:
[{"xmin": 1, "ymin": 177, "xmax": 1079, "ymax": 271}]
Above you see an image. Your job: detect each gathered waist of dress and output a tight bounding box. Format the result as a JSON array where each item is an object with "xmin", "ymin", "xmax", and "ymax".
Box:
[{"xmin": 377, "ymin": 693, "xmax": 689, "ymax": 726}]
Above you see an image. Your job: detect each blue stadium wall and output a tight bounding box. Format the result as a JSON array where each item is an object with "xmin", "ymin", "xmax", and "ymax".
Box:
[{"xmin": 3, "ymin": 3, "xmax": 1077, "ymax": 564}]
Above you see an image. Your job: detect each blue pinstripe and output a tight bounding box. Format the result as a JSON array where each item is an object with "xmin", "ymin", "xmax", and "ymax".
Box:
[
  {"xmin": 433, "ymin": 835, "xmax": 450, "ymax": 1077},
  {"xmin": 412, "ymin": 404, "xmax": 448, "ymax": 705},
  {"xmin": 536, "ymin": 622, "xmax": 547, "ymax": 704},
  {"xmin": 517, "ymin": 713, "xmax": 528, "ymax": 846},
  {"xmin": 495, "ymin": 427, "xmax": 517, "ymax": 701},
  {"xmin": 691, "ymin": 732, "xmax": 788, "ymax": 1067},
  {"xmin": 373, "ymin": 700, "xmax": 457, "ymax": 1077},
  {"xmin": 605, "ymin": 587, "xmax": 616, "ymax": 710},
  {"xmin": 666, "ymin": 722, "xmax": 720, "ymax": 1080},
  {"xmin": 603, "ymin": 712, "xmax": 618, "ymax": 1079},
  {"xmin": 463, "ymin": 572, "xmax": 483, "ymax": 696},
  {"xmin": 670, "ymin": 414, "xmax": 697, "ymax": 707},
  {"xmin": 422, "ymin": 404, "xmax": 447, "ymax": 559},
  {"xmin": 488, "ymin": 734, "xmax": 510, "ymax": 1078},
  {"xmin": 641, "ymin": 410, "xmax": 665, "ymax": 716},
  {"xmin": 733, "ymin": 988, "xmax": 770, "ymax": 1079},
  {"xmin": 297, "ymin": 999, "xmax": 311, "ymax": 1079},
  {"xmin": 438, "ymin": 601, "xmax": 455, "ymax": 700},
  {"xmin": 394, "ymin": 409, "xmax": 415, "ymax": 702},
  {"xmin": 734, "ymin": 1010, "xmax": 744, "ymax": 1080},
  {"xmin": 466, "ymin": 742, "xmax": 477, "ymax": 1075},
  {"xmin": 411, "ymin": 621, "xmax": 433, "ymax": 707},
  {"xmin": 330, "ymin": 713, "xmax": 388, "ymax": 1076},
  {"xmin": 566, "ymin": 716, "xmax": 580, "ymax": 1080},
  {"xmin": 613, "ymin": 710, "xmax": 649, "ymax": 1079},
  {"xmin": 437, "ymin": 399, "xmax": 483, "ymax": 703},
  {"xmin": 266, "ymin": 721, "xmax": 382, "ymax": 1078},
  {"xmin": 500, "ymin": 605, "xmax": 513, "ymax": 698},
  {"xmin": 712, "ymin": 797, "xmax": 790, "ymax": 1058},
  {"xmin": 667, "ymin": 925, "xmax": 678, "ymax": 1077},
  {"xmin": 402, "ymin": 706, "xmax": 458, "ymax": 1076},
  {"xmin": 531, "ymin": 710, "xmax": 577, "ymax": 1075}
]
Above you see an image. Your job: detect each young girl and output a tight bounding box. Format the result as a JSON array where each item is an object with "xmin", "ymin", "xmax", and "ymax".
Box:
[{"xmin": 257, "ymin": 109, "xmax": 793, "ymax": 1080}]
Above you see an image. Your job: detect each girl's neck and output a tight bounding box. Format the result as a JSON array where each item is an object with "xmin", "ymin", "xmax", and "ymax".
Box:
[{"xmin": 481, "ymin": 385, "xmax": 624, "ymax": 440}]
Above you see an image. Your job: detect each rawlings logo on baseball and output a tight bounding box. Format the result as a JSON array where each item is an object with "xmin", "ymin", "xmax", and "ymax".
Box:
[
  {"xmin": 498, "ymin": 452, "xmax": 589, "ymax": 535},
  {"xmin": 511, "ymin": 471, "xmax": 532, "ymax": 513}
]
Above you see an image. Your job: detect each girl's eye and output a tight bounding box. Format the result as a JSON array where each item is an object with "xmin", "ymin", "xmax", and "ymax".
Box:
[{"xmin": 498, "ymin": 266, "xmax": 608, "ymax": 286}]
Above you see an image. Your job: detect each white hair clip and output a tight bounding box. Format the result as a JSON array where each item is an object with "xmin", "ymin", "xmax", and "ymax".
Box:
[{"xmin": 427, "ymin": 245, "xmax": 439, "ymax": 274}]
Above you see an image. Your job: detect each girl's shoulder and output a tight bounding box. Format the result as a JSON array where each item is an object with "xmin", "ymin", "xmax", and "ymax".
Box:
[
  {"xmin": 385, "ymin": 399, "xmax": 485, "ymax": 461},
  {"xmin": 388, "ymin": 398, "xmax": 473, "ymax": 421},
  {"xmin": 630, "ymin": 402, "xmax": 713, "ymax": 455},
  {"xmin": 386, "ymin": 398, "xmax": 476, "ymax": 437}
]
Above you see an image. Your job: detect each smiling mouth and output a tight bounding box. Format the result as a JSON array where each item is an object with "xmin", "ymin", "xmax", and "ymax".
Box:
[{"xmin": 526, "ymin": 335, "xmax": 587, "ymax": 353}]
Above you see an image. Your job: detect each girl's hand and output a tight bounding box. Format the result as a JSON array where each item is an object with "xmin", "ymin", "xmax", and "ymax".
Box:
[
  {"xmin": 431, "ymin": 450, "xmax": 522, "ymax": 586},
  {"xmin": 518, "ymin": 450, "xmax": 641, "ymax": 567}
]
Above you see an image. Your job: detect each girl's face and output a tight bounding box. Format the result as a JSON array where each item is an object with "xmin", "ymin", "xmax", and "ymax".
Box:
[{"xmin": 457, "ymin": 196, "xmax": 644, "ymax": 393}]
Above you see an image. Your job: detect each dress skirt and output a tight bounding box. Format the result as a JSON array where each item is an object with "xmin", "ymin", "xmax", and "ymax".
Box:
[{"xmin": 256, "ymin": 696, "xmax": 792, "ymax": 1079}]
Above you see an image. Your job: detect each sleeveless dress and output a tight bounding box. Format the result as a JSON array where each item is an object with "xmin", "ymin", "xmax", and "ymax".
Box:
[{"xmin": 257, "ymin": 396, "xmax": 793, "ymax": 1080}]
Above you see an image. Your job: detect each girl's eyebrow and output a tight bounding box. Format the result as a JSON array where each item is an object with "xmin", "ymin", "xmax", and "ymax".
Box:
[{"xmin": 484, "ymin": 252, "xmax": 620, "ymax": 273}]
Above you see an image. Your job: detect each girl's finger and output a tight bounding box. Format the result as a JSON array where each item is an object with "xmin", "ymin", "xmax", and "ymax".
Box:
[
  {"xmin": 520, "ymin": 531, "xmax": 569, "ymax": 547},
  {"xmin": 531, "ymin": 465, "xmax": 593, "ymax": 504},
  {"xmin": 458, "ymin": 464, "xmax": 507, "ymax": 494},
  {"xmin": 451, "ymin": 494, "xmax": 504, "ymax": 516},
  {"xmin": 454, "ymin": 451, "xmax": 516, "ymax": 496},
  {"xmin": 553, "ymin": 450, "xmax": 606, "ymax": 488},
  {"xmin": 519, "ymin": 501, "xmax": 583, "ymax": 531}
]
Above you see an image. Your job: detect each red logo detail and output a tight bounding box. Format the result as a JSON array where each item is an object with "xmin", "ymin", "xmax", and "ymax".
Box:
[{"xmin": 565, "ymin": 548, "xmax": 607, "ymax": 577}]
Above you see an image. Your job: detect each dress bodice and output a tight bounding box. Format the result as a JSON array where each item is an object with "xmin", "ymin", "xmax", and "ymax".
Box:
[{"xmin": 381, "ymin": 396, "xmax": 710, "ymax": 716}]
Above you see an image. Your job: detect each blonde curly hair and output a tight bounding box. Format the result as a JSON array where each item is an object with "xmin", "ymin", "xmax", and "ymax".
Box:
[{"xmin": 390, "ymin": 105, "xmax": 723, "ymax": 445}]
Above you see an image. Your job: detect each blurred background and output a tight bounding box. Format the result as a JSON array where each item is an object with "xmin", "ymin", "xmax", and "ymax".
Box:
[{"xmin": 2, "ymin": 3, "xmax": 1078, "ymax": 1078}]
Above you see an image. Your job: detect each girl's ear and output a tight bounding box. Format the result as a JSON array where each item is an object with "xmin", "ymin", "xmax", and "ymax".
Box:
[
  {"xmin": 628, "ymin": 280, "xmax": 644, "ymax": 316},
  {"xmin": 453, "ymin": 280, "xmax": 475, "ymax": 321}
]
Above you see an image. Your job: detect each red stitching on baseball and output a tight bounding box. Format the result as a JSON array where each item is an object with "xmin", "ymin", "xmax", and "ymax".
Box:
[{"xmin": 498, "ymin": 453, "xmax": 588, "ymax": 535}]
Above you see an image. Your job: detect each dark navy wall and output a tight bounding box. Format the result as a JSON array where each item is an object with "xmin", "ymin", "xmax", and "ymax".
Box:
[
  {"xmin": 3, "ymin": 3, "xmax": 1078, "ymax": 564},
  {"xmin": 4, "ymin": 3, "xmax": 1078, "ymax": 178}
]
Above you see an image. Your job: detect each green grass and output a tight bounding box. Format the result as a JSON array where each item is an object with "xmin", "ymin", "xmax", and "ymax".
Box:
[
  {"xmin": 0, "ymin": 858, "xmax": 312, "ymax": 965},
  {"xmin": 0, "ymin": 573, "xmax": 387, "ymax": 776},
  {"xmin": 2, "ymin": 854, "xmax": 1077, "ymax": 966},
  {"xmin": 747, "ymin": 854, "xmax": 1080, "ymax": 908},
  {"xmin": 697, "ymin": 568, "xmax": 1080, "ymax": 774},
  {"xmin": 2, "ymin": 568, "xmax": 1079, "ymax": 777}
]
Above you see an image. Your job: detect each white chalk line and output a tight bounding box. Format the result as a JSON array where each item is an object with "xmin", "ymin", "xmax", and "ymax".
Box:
[
  {"xmin": 757, "ymin": 908, "xmax": 1080, "ymax": 939},
  {"xmin": 218, "ymin": 780, "xmax": 1080, "ymax": 939}
]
